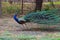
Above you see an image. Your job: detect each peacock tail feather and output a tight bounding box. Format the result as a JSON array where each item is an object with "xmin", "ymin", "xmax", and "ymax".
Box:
[{"xmin": 24, "ymin": 8, "xmax": 60, "ymax": 25}]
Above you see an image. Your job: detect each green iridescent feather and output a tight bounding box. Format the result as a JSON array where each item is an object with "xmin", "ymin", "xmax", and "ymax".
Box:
[{"xmin": 24, "ymin": 8, "xmax": 60, "ymax": 25}]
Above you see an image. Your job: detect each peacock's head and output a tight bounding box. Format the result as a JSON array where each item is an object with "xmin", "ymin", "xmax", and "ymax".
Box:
[{"xmin": 13, "ymin": 13, "xmax": 19, "ymax": 23}]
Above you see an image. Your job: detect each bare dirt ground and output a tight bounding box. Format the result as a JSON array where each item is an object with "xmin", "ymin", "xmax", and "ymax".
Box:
[{"xmin": 0, "ymin": 17, "xmax": 60, "ymax": 39}]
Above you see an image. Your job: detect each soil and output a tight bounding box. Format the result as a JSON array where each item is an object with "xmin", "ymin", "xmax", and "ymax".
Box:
[{"xmin": 0, "ymin": 17, "xmax": 60, "ymax": 39}]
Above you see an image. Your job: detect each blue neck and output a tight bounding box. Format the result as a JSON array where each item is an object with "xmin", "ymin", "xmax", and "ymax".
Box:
[{"xmin": 13, "ymin": 14, "xmax": 19, "ymax": 23}]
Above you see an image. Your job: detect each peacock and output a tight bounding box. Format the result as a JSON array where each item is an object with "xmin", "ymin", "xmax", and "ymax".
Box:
[{"xmin": 13, "ymin": 8, "xmax": 60, "ymax": 29}]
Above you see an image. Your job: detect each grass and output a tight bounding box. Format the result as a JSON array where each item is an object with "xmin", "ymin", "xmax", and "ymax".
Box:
[
  {"xmin": 1, "ymin": 2, "xmax": 60, "ymax": 16},
  {"xmin": 0, "ymin": 34, "xmax": 60, "ymax": 40},
  {"xmin": 43, "ymin": 2, "xmax": 60, "ymax": 5},
  {"xmin": 0, "ymin": 31, "xmax": 36, "ymax": 40},
  {"xmin": 0, "ymin": 31, "xmax": 60, "ymax": 40},
  {"xmin": 2, "ymin": 2, "xmax": 35, "ymax": 15}
]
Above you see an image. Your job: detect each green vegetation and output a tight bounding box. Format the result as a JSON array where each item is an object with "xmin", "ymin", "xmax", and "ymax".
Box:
[
  {"xmin": 0, "ymin": 34, "xmax": 60, "ymax": 40},
  {"xmin": 2, "ymin": 2, "xmax": 21, "ymax": 15},
  {"xmin": 43, "ymin": 2, "xmax": 60, "ymax": 5},
  {"xmin": 0, "ymin": 31, "xmax": 60, "ymax": 40},
  {"xmin": 1, "ymin": 2, "xmax": 60, "ymax": 15},
  {"xmin": 2, "ymin": 2, "xmax": 34, "ymax": 15}
]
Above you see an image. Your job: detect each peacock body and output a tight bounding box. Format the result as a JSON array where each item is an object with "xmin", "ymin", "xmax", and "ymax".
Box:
[{"xmin": 13, "ymin": 8, "xmax": 60, "ymax": 25}]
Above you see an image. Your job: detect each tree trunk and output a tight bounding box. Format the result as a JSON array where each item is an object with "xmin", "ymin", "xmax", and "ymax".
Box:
[
  {"xmin": 21, "ymin": 0, "xmax": 23, "ymax": 14},
  {"xmin": 0, "ymin": 0, "xmax": 2, "ymax": 17},
  {"xmin": 48, "ymin": 0, "xmax": 55, "ymax": 8},
  {"xmin": 8, "ymin": 0, "xmax": 13, "ymax": 5},
  {"xmin": 35, "ymin": 0, "xmax": 43, "ymax": 11}
]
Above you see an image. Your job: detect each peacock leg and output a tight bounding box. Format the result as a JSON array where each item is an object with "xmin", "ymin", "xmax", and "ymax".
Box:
[
  {"xmin": 24, "ymin": 23, "xmax": 28, "ymax": 29},
  {"xmin": 22, "ymin": 24, "xmax": 27, "ymax": 29},
  {"xmin": 27, "ymin": 23, "xmax": 31, "ymax": 29},
  {"xmin": 20, "ymin": 24, "xmax": 26, "ymax": 30},
  {"xmin": 29, "ymin": 22, "xmax": 33, "ymax": 28},
  {"xmin": 22, "ymin": 24, "xmax": 25, "ymax": 29}
]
